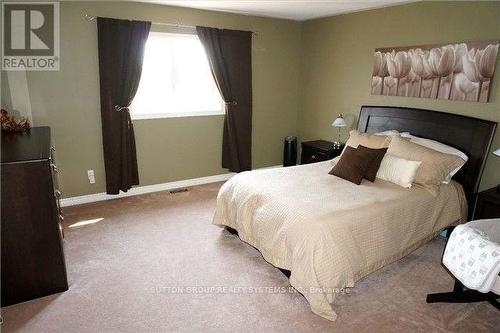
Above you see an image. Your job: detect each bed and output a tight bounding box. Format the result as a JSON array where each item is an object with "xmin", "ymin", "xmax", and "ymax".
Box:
[{"xmin": 213, "ymin": 106, "xmax": 497, "ymax": 321}]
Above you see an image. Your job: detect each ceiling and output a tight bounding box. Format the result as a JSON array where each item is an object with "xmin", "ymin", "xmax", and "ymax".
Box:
[{"xmin": 140, "ymin": 0, "xmax": 417, "ymax": 21}]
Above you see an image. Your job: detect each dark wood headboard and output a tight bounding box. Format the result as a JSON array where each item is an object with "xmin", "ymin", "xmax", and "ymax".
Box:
[{"xmin": 357, "ymin": 106, "xmax": 497, "ymax": 220}]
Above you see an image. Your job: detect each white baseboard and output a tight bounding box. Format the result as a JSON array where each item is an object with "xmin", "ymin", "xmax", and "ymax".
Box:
[
  {"xmin": 60, "ymin": 165, "xmax": 282, "ymax": 207},
  {"xmin": 60, "ymin": 173, "xmax": 234, "ymax": 207}
]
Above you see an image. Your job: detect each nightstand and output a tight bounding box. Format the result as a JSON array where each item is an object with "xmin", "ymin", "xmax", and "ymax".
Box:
[
  {"xmin": 300, "ymin": 140, "xmax": 344, "ymax": 164},
  {"xmin": 474, "ymin": 187, "xmax": 500, "ymax": 219}
]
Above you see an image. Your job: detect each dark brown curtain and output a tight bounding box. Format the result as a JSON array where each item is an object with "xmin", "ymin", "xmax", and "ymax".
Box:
[
  {"xmin": 196, "ymin": 26, "xmax": 252, "ymax": 172},
  {"xmin": 97, "ymin": 17, "xmax": 151, "ymax": 194}
]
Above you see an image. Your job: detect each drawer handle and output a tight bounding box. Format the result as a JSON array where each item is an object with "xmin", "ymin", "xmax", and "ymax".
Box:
[
  {"xmin": 51, "ymin": 163, "xmax": 59, "ymax": 173},
  {"xmin": 311, "ymin": 155, "xmax": 316, "ymax": 159},
  {"xmin": 59, "ymin": 217, "xmax": 65, "ymax": 239}
]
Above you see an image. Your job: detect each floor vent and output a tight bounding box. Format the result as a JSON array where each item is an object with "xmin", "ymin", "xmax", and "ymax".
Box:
[{"xmin": 169, "ymin": 188, "xmax": 189, "ymax": 194}]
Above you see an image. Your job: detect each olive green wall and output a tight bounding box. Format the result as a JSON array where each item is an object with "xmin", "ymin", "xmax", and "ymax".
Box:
[
  {"xmin": 299, "ymin": 1, "xmax": 500, "ymax": 191},
  {"xmin": 2, "ymin": 1, "xmax": 499, "ymax": 198},
  {"xmin": 1, "ymin": 1, "xmax": 301, "ymax": 198}
]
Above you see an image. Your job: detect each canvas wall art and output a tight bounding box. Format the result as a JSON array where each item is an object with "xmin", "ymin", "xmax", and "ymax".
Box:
[{"xmin": 371, "ymin": 41, "xmax": 499, "ymax": 102}]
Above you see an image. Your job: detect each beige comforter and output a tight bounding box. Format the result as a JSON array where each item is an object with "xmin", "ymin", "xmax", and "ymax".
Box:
[{"xmin": 213, "ymin": 160, "xmax": 467, "ymax": 321}]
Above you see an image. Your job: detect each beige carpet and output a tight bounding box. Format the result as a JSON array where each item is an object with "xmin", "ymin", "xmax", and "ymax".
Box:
[{"xmin": 2, "ymin": 182, "xmax": 499, "ymax": 332}]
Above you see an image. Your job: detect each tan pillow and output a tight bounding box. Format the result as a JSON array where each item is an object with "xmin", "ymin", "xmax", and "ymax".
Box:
[
  {"xmin": 387, "ymin": 136, "xmax": 465, "ymax": 194},
  {"xmin": 345, "ymin": 130, "xmax": 392, "ymax": 150}
]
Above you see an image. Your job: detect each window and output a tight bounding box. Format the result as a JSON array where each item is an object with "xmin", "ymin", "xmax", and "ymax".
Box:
[{"xmin": 130, "ymin": 32, "xmax": 224, "ymax": 119}]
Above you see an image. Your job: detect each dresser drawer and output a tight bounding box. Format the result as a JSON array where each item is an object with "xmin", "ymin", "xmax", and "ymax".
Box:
[
  {"xmin": 50, "ymin": 147, "xmax": 63, "ymax": 217},
  {"xmin": 301, "ymin": 147, "xmax": 331, "ymax": 164}
]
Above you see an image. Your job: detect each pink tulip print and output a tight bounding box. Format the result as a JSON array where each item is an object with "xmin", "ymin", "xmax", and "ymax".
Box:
[{"xmin": 371, "ymin": 41, "xmax": 499, "ymax": 102}]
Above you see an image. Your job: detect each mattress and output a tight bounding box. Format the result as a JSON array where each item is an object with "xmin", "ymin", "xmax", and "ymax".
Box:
[{"xmin": 213, "ymin": 159, "xmax": 467, "ymax": 321}]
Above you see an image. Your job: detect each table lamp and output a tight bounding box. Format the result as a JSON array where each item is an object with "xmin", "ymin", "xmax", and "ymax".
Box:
[
  {"xmin": 331, "ymin": 114, "xmax": 347, "ymax": 149},
  {"xmin": 494, "ymin": 148, "xmax": 500, "ymax": 193}
]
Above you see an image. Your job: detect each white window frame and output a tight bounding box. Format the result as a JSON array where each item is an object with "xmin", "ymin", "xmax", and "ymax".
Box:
[
  {"xmin": 130, "ymin": 31, "xmax": 225, "ymax": 121},
  {"xmin": 131, "ymin": 108, "xmax": 225, "ymax": 120}
]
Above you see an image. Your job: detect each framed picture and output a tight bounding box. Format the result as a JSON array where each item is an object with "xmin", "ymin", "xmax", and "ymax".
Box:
[{"xmin": 371, "ymin": 41, "xmax": 499, "ymax": 102}]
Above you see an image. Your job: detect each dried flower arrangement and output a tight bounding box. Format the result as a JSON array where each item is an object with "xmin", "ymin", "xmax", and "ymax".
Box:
[{"xmin": 1, "ymin": 109, "xmax": 31, "ymax": 132}]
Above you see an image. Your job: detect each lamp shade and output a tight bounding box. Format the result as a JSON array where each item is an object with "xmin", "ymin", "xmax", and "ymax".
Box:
[
  {"xmin": 332, "ymin": 114, "xmax": 347, "ymax": 128},
  {"xmin": 493, "ymin": 148, "xmax": 500, "ymax": 157}
]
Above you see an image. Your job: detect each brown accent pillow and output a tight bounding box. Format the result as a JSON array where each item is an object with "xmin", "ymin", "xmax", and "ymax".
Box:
[
  {"xmin": 357, "ymin": 145, "xmax": 388, "ymax": 182},
  {"xmin": 329, "ymin": 146, "xmax": 372, "ymax": 185},
  {"xmin": 344, "ymin": 130, "xmax": 392, "ymax": 150},
  {"xmin": 387, "ymin": 136, "xmax": 465, "ymax": 194}
]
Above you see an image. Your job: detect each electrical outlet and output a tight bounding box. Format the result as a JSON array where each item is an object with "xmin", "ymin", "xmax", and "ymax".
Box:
[{"xmin": 87, "ymin": 170, "xmax": 96, "ymax": 184}]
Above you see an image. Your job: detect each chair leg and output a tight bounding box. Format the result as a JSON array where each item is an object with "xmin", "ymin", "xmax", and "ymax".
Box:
[
  {"xmin": 427, "ymin": 279, "xmax": 500, "ymax": 311},
  {"xmin": 452, "ymin": 279, "xmax": 463, "ymax": 293},
  {"xmin": 427, "ymin": 290, "xmax": 496, "ymax": 304},
  {"xmin": 488, "ymin": 298, "xmax": 500, "ymax": 311}
]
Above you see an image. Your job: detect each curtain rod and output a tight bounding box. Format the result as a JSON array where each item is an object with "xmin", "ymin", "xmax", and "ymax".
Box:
[{"xmin": 84, "ymin": 14, "xmax": 258, "ymax": 35}]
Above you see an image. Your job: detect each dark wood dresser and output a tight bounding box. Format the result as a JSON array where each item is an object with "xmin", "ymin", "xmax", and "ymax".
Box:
[{"xmin": 1, "ymin": 127, "xmax": 68, "ymax": 306}]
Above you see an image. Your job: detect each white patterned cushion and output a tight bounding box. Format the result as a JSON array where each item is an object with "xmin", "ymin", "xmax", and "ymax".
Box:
[
  {"xmin": 443, "ymin": 223, "xmax": 500, "ymax": 293},
  {"xmin": 375, "ymin": 154, "xmax": 421, "ymax": 188}
]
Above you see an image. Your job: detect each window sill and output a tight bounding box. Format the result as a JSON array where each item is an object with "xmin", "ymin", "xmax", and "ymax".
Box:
[{"xmin": 131, "ymin": 111, "xmax": 225, "ymax": 120}]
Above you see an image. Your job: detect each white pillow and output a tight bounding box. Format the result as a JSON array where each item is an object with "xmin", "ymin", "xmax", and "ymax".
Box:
[
  {"xmin": 443, "ymin": 166, "xmax": 463, "ymax": 183},
  {"xmin": 376, "ymin": 154, "xmax": 422, "ymax": 188},
  {"xmin": 375, "ymin": 130, "xmax": 411, "ymax": 137},
  {"xmin": 375, "ymin": 130, "xmax": 400, "ymax": 137},
  {"xmin": 400, "ymin": 133, "xmax": 467, "ymax": 183}
]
